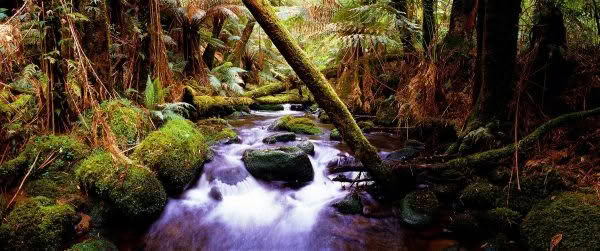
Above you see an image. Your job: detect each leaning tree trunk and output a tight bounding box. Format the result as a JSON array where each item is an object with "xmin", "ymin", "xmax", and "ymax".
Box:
[
  {"xmin": 464, "ymin": 0, "xmax": 522, "ymax": 133},
  {"xmin": 422, "ymin": 0, "xmax": 436, "ymax": 54},
  {"xmin": 233, "ymin": 21, "xmax": 256, "ymax": 67},
  {"xmin": 203, "ymin": 17, "xmax": 225, "ymax": 70},
  {"xmin": 446, "ymin": 0, "xmax": 478, "ymax": 44},
  {"xmin": 241, "ymin": 0, "xmax": 395, "ymax": 187},
  {"xmin": 390, "ymin": 0, "xmax": 415, "ymax": 53},
  {"xmin": 79, "ymin": 0, "xmax": 112, "ymax": 99}
]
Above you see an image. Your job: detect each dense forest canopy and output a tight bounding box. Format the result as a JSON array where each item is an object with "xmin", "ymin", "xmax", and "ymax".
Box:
[{"xmin": 0, "ymin": 0, "xmax": 599, "ymax": 250}]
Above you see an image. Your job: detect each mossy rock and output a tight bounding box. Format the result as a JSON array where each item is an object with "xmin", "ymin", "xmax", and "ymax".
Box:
[
  {"xmin": 459, "ymin": 182, "xmax": 500, "ymax": 209},
  {"xmin": 448, "ymin": 211, "xmax": 481, "ymax": 238},
  {"xmin": 263, "ymin": 132, "xmax": 296, "ymax": 144},
  {"xmin": 521, "ymin": 192, "xmax": 600, "ymax": 250},
  {"xmin": 242, "ymin": 146, "xmax": 314, "ymax": 183},
  {"xmin": 24, "ymin": 172, "xmax": 86, "ymax": 209},
  {"xmin": 250, "ymin": 103, "xmax": 284, "ymax": 111},
  {"xmin": 481, "ymin": 207, "xmax": 521, "ymax": 235},
  {"xmin": 196, "ymin": 118, "xmax": 238, "ymax": 145},
  {"xmin": 296, "ymin": 140, "xmax": 315, "ymax": 156},
  {"xmin": 397, "ymin": 190, "xmax": 440, "ymax": 227},
  {"xmin": 318, "ymin": 111, "xmax": 330, "ymax": 123},
  {"xmin": 272, "ymin": 115, "xmax": 322, "ymax": 135},
  {"xmin": 330, "ymin": 128, "xmax": 342, "ymax": 141},
  {"xmin": 134, "ymin": 119, "xmax": 209, "ymax": 195},
  {"xmin": 80, "ymin": 99, "xmax": 153, "ymax": 149},
  {"xmin": 0, "ymin": 196, "xmax": 78, "ymax": 251},
  {"xmin": 332, "ymin": 192, "xmax": 363, "ymax": 214},
  {"xmin": 0, "ymin": 135, "xmax": 89, "ymax": 188},
  {"xmin": 67, "ymin": 238, "xmax": 118, "ymax": 251},
  {"xmin": 76, "ymin": 151, "xmax": 167, "ymax": 221},
  {"xmin": 482, "ymin": 233, "xmax": 519, "ymax": 251},
  {"xmin": 357, "ymin": 120, "xmax": 375, "ymax": 131},
  {"xmin": 505, "ymin": 168, "xmax": 569, "ymax": 215}
]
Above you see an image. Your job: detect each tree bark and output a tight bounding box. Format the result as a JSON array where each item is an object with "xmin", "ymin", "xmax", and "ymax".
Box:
[
  {"xmin": 390, "ymin": 0, "xmax": 415, "ymax": 53},
  {"xmin": 203, "ymin": 17, "xmax": 225, "ymax": 70},
  {"xmin": 79, "ymin": 0, "xmax": 112, "ymax": 99},
  {"xmin": 447, "ymin": 0, "xmax": 478, "ymax": 43},
  {"xmin": 233, "ymin": 21, "xmax": 256, "ymax": 67},
  {"xmin": 591, "ymin": 0, "xmax": 600, "ymax": 36},
  {"xmin": 242, "ymin": 0, "xmax": 394, "ymax": 187},
  {"xmin": 183, "ymin": 21, "xmax": 204, "ymax": 75},
  {"xmin": 422, "ymin": 0, "xmax": 436, "ymax": 53},
  {"xmin": 465, "ymin": 0, "xmax": 522, "ymax": 133}
]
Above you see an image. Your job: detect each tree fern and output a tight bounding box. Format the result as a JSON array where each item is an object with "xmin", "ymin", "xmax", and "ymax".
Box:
[{"xmin": 144, "ymin": 75, "xmax": 168, "ymax": 110}]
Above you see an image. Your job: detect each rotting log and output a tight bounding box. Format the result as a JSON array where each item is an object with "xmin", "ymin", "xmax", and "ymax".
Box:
[
  {"xmin": 243, "ymin": 82, "xmax": 289, "ymax": 98},
  {"xmin": 183, "ymin": 87, "xmax": 254, "ymax": 117},
  {"xmin": 242, "ymin": 0, "xmax": 394, "ymax": 187}
]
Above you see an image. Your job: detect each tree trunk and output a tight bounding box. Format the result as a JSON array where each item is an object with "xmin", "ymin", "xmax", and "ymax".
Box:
[
  {"xmin": 591, "ymin": 0, "xmax": 600, "ymax": 36},
  {"xmin": 183, "ymin": 21, "xmax": 203, "ymax": 74},
  {"xmin": 390, "ymin": 0, "xmax": 415, "ymax": 53},
  {"xmin": 233, "ymin": 21, "xmax": 256, "ymax": 67},
  {"xmin": 79, "ymin": 0, "xmax": 112, "ymax": 99},
  {"xmin": 241, "ymin": 0, "xmax": 394, "ymax": 188},
  {"xmin": 422, "ymin": 0, "xmax": 436, "ymax": 53},
  {"xmin": 108, "ymin": 0, "xmax": 122, "ymax": 32},
  {"xmin": 464, "ymin": 0, "xmax": 522, "ymax": 133},
  {"xmin": 149, "ymin": 0, "xmax": 174, "ymax": 88},
  {"xmin": 447, "ymin": 0, "xmax": 478, "ymax": 43},
  {"xmin": 203, "ymin": 17, "xmax": 225, "ymax": 70}
]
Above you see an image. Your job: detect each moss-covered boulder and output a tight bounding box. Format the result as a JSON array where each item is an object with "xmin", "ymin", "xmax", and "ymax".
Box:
[
  {"xmin": 242, "ymin": 147, "xmax": 314, "ymax": 183},
  {"xmin": 459, "ymin": 182, "xmax": 500, "ymax": 209},
  {"xmin": 0, "ymin": 135, "xmax": 89, "ymax": 188},
  {"xmin": 397, "ymin": 190, "xmax": 440, "ymax": 227},
  {"xmin": 263, "ymin": 132, "xmax": 296, "ymax": 144},
  {"xmin": 357, "ymin": 120, "xmax": 375, "ymax": 132},
  {"xmin": 81, "ymin": 99, "xmax": 153, "ymax": 149},
  {"xmin": 332, "ymin": 192, "xmax": 363, "ymax": 215},
  {"xmin": 296, "ymin": 140, "xmax": 315, "ymax": 156},
  {"xmin": 134, "ymin": 119, "xmax": 209, "ymax": 194},
  {"xmin": 448, "ymin": 211, "xmax": 481, "ymax": 237},
  {"xmin": 272, "ymin": 115, "xmax": 322, "ymax": 135},
  {"xmin": 0, "ymin": 196, "xmax": 77, "ymax": 251},
  {"xmin": 196, "ymin": 118, "xmax": 238, "ymax": 144},
  {"xmin": 24, "ymin": 172, "xmax": 86, "ymax": 209},
  {"xmin": 330, "ymin": 128, "xmax": 342, "ymax": 141},
  {"xmin": 521, "ymin": 192, "xmax": 600, "ymax": 250},
  {"xmin": 505, "ymin": 168, "xmax": 569, "ymax": 214},
  {"xmin": 318, "ymin": 111, "xmax": 330, "ymax": 123},
  {"xmin": 76, "ymin": 151, "xmax": 166, "ymax": 221},
  {"xmin": 67, "ymin": 238, "xmax": 118, "ymax": 251},
  {"xmin": 481, "ymin": 207, "xmax": 521, "ymax": 235}
]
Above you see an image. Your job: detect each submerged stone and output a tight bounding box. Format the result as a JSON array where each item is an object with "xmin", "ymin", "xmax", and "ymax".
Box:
[
  {"xmin": 242, "ymin": 146, "xmax": 314, "ymax": 183},
  {"xmin": 521, "ymin": 192, "xmax": 600, "ymax": 250},
  {"xmin": 263, "ymin": 132, "xmax": 297, "ymax": 144}
]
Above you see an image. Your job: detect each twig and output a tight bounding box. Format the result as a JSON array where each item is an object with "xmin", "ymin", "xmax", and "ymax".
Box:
[{"xmin": 6, "ymin": 151, "xmax": 40, "ymax": 209}]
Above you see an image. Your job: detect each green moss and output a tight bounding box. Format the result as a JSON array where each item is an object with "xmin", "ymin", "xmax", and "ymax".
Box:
[
  {"xmin": 24, "ymin": 172, "xmax": 86, "ymax": 208},
  {"xmin": 133, "ymin": 119, "xmax": 209, "ymax": 194},
  {"xmin": 254, "ymin": 88, "xmax": 312, "ymax": 105},
  {"xmin": 398, "ymin": 190, "xmax": 440, "ymax": 226},
  {"xmin": 79, "ymin": 99, "xmax": 153, "ymax": 149},
  {"xmin": 448, "ymin": 211, "xmax": 481, "ymax": 237},
  {"xmin": 506, "ymin": 168, "xmax": 569, "ymax": 214},
  {"xmin": 76, "ymin": 151, "xmax": 166, "ymax": 221},
  {"xmin": 318, "ymin": 111, "xmax": 330, "ymax": 123},
  {"xmin": 0, "ymin": 135, "xmax": 89, "ymax": 188},
  {"xmin": 274, "ymin": 115, "xmax": 322, "ymax": 135},
  {"xmin": 332, "ymin": 192, "xmax": 363, "ymax": 214},
  {"xmin": 0, "ymin": 196, "xmax": 77, "ymax": 251},
  {"xmin": 460, "ymin": 182, "xmax": 500, "ymax": 209},
  {"xmin": 191, "ymin": 95, "xmax": 254, "ymax": 116},
  {"xmin": 68, "ymin": 239, "xmax": 118, "ymax": 251},
  {"xmin": 196, "ymin": 118, "xmax": 238, "ymax": 144},
  {"xmin": 481, "ymin": 207, "xmax": 521, "ymax": 235},
  {"xmin": 243, "ymin": 82, "xmax": 288, "ymax": 98},
  {"xmin": 357, "ymin": 121, "xmax": 375, "ymax": 131},
  {"xmin": 330, "ymin": 128, "xmax": 341, "ymax": 140},
  {"xmin": 0, "ymin": 194, "xmax": 7, "ymax": 217},
  {"xmin": 521, "ymin": 192, "xmax": 600, "ymax": 250}
]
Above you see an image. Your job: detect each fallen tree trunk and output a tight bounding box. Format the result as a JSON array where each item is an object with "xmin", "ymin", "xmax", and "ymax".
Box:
[
  {"xmin": 243, "ymin": 82, "xmax": 289, "ymax": 98},
  {"xmin": 183, "ymin": 87, "xmax": 254, "ymax": 117},
  {"xmin": 329, "ymin": 107, "xmax": 600, "ymax": 174},
  {"xmin": 242, "ymin": 0, "xmax": 394, "ymax": 187}
]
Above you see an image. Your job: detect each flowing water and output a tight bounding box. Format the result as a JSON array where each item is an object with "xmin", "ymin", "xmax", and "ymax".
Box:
[{"xmin": 142, "ymin": 105, "xmax": 461, "ymax": 251}]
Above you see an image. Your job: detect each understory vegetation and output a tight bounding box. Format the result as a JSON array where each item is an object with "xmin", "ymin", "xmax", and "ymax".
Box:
[{"xmin": 0, "ymin": 0, "xmax": 599, "ymax": 250}]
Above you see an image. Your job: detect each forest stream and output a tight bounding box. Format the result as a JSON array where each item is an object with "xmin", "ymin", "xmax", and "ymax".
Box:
[{"xmin": 139, "ymin": 105, "xmax": 462, "ymax": 251}]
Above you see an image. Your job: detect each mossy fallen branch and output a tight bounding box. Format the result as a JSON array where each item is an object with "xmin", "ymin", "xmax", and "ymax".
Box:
[
  {"xmin": 243, "ymin": 82, "xmax": 289, "ymax": 98},
  {"xmin": 183, "ymin": 87, "xmax": 254, "ymax": 117}
]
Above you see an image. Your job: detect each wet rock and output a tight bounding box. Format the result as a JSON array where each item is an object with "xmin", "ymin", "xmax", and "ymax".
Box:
[
  {"xmin": 480, "ymin": 207, "xmax": 521, "ymax": 235},
  {"xmin": 250, "ymin": 104, "xmax": 284, "ymax": 111},
  {"xmin": 262, "ymin": 132, "xmax": 297, "ymax": 144},
  {"xmin": 290, "ymin": 104, "xmax": 306, "ymax": 111},
  {"xmin": 332, "ymin": 192, "xmax": 363, "ymax": 215},
  {"xmin": 271, "ymin": 115, "xmax": 323, "ymax": 135},
  {"xmin": 459, "ymin": 182, "xmax": 500, "ymax": 209},
  {"xmin": 208, "ymin": 167, "xmax": 250, "ymax": 185},
  {"xmin": 521, "ymin": 192, "xmax": 600, "ymax": 250},
  {"xmin": 330, "ymin": 128, "xmax": 342, "ymax": 141},
  {"xmin": 386, "ymin": 140, "xmax": 425, "ymax": 161},
  {"xmin": 225, "ymin": 136, "xmax": 242, "ymax": 144},
  {"xmin": 0, "ymin": 196, "xmax": 78, "ymax": 250},
  {"xmin": 397, "ymin": 190, "xmax": 440, "ymax": 227},
  {"xmin": 68, "ymin": 238, "xmax": 118, "ymax": 251},
  {"xmin": 242, "ymin": 147, "xmax": 314, "ymax": 183},
  {"xmin": 209, "ymin": 187, "xmax": 223, "ymax": 201},
  {"xmin": 296, "ymin": 140, "xmax": 315, "ymax": 156}
]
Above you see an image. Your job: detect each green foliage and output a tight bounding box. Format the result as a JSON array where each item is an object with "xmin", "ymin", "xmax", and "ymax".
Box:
[
  {"xmin": 521, "ymin": 192, "xmax": 600, "ymax": 250},
  {"xmin": 76, "ymin": 151, "xmax": 167, "ymax": 221},
  {"xmin": 274, "ymin": 115, "xmax": 323, "ymax": 135},
  {"xmin": 0, "ymin": 196, "xmax": 77, "ymax": 251},
  {"xmin": 209, "ymin": 62, "xmax": 247, "ymax": 96},
  {"xmin": 196, "ymin": 118, "xmax": 238, "ymax": 144},
  {"xmin": 68, "ymin": 239, "xmax": 118, "ymax": 251},
  {"xmin": 144, "ymin": 75, "xmax": 168, "ymax": 110},
  {"xmin": 133, "ymin": 119, "xmax": 209, "ymax": 195}
]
